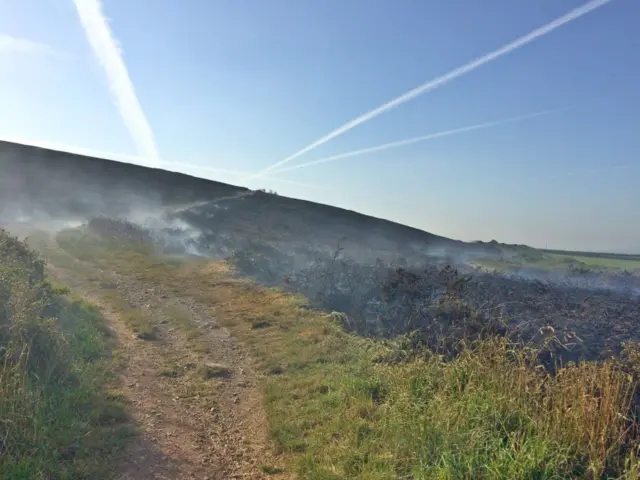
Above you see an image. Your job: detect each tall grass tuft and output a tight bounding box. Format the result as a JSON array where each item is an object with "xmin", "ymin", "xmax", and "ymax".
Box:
[{"xmin": 0, "ymin": 229, "xmax": 130, "ymax": 478}]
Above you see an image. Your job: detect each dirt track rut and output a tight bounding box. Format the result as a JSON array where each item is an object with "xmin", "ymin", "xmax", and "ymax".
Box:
[{"xmin": 45, "ymin": 252, "xmax": 287, "ymax": 479}]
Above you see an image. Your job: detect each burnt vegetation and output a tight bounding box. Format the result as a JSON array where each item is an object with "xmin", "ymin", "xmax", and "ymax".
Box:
[
  {"xmin": 69, "ymin": 215, "xmax": 640, "ymax": 367},
  {"xmin": 51, "ymin": 215, "xmax": 640, "ymax": 477}
]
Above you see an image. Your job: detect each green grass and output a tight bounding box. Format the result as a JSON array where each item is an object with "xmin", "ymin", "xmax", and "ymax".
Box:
[
  {"xmin": 473, "ymin": 250, "xmax": 640, "ymax": 273},
  {"xmin": 39, "ymin": 227, "xmax": 640, "ymax": 478},
  {"xmin": 541, "ymin": 249, "xmax": 640, "ymax": 262},
  {"xmin": 55, "ymin": 227, "xmax": 154, "ymax": 261},
  {"xmin": 0, "ymin": 229, "xmax": 132, "ymax": 479},
  {"xmin": 90, "ymin": 287, "xmax": 158, "ymax": 340},
  {"xmin": 546, "ymin": 253, "xmax": 640, "ymax": 270},
  {"xmin": 119, "ymin": 307, "xmax": 157, "ymax": 339},
  {"xmin": 240, "ymin": 311, "xmax": 640, "ymax": 479}
]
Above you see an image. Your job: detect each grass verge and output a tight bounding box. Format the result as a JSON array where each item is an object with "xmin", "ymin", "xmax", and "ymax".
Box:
[
  {"xmin": 52, "ymin": 228, "xmax": 640, "ymax": 478},
  {"xmin": 0, "ymin": 229, "xmax": 131, "ymax": 478}
]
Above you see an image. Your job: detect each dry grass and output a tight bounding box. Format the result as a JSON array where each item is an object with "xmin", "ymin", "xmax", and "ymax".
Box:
[
  {"xmin": 48, "ymin": 230, "xmax": 640, "ymax": 478},
  {"xmin": 98, "ymin": 290, "xmax": 158, "ymax": 340},
  {"xmin": 163, "ymin": 306, "xmax": 210, "ymax": 354},
  {"xmin": 180, "ymin": 265, "xmax": 640, "ymax": 478},
  {"xmin": 0, "ymin": 229, "xmax": 131, "ymax": 478}
]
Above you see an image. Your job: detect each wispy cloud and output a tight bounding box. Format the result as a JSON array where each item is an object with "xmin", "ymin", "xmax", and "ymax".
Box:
[
  {"xmin": 270, "ymin": 106, "xmax": 572, "ymax": 174},
  {"xmin": 0, "ymin": 34, "xmax": 66, "ymax": 58},
  {"xmin": 245, "ymin": 0, "xmax": 614, "ymax": 181},
  {"xmin": 72, "ymin": 0, "xmax": 160, "ymax": 166}
]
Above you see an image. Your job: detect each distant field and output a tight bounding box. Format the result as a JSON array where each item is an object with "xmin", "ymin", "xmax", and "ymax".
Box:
[
  {"xmin": 541, "ymin": 248, "xmax": 640, "ymax": 261},
  {"xmin": 37, "ymin": 224, "xmax": 640, "ymax": 478},
  {"xmin": 472, "ymin": 249, "xmax": 640, "ymax": 272},
  {"xmin": 546, "ymin": 253, "xmax": 640, "ymax": 270}
]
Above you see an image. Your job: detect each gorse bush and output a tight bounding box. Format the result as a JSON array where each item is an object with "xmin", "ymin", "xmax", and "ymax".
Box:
[{"xmin": 0, "ymin": 229, "xmax": 129, "ymax": 478}]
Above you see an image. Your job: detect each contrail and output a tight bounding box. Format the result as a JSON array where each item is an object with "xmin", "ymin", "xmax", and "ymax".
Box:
[
  {"xmin": 270, "ymin": 106, "xmax": 572, "ymax": 174},
  {"xmin": 0, "ymin": 134, "xmax": 320, "ymax": 189},
  {"xmin": 159, "ymin": 161, "xmax": 329, "ymax": 190},
  {"xmin": 73, "ymin": 0, "xmax": 160, "ymax": 165},
  {"xmin": 245, "ymin": 0, "xmax": 614, "ymax": 181}
]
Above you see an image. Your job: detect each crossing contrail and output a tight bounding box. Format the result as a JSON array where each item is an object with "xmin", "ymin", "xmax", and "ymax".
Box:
[
  {"xmin": 0, "ymin": 135, "xmax": 322, "ymax": 189},
  {"xmin": 269, "ymin": 106, "xmax": 572, "ymax": 174},
  {"xmin": 245, "ymin": 0, "xmax": 614, "ymax": 181},
  {"xmin": 159, "ymin": 161, "xmax": 328, "ymax": 190}
]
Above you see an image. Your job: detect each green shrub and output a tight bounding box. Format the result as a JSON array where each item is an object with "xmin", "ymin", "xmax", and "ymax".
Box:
[{"xmin": 0, "ymin": 229, "xmax": 130, "ymax": 478}]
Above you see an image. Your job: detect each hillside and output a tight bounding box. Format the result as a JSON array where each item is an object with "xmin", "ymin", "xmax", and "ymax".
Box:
[
  {"xmin": 0, "ymin": 140, "xmax": 477, "ymax": 261},
  {"xmin": 7, "ymin": 216, "xmax": 640, "ymax": 478},
  {"xmin": 5, "ymin": 140, "xmax": 640, "ymax": 477}
]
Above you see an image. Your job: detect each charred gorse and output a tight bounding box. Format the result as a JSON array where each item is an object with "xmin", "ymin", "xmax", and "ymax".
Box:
[{"xmin": 54, "ymin": 215, "xmax": 640, "ymax": 366}]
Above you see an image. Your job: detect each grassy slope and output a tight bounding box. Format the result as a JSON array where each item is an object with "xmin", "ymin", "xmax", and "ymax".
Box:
[
  {"xmin": 0, "ymin": 140, "xmax": 457, "ymax": 256},
  {"xmin": 473, "ymin": 249, "xmax": 640, "ymax": 272},
  {"xmin": 50, "ymin": 229, "xmax": 640, "ymax": 479},
  {"xmin": 548, "ymin": 254, "xmax": 640, "ymax": 270},
  {"xmin": 0, "ymin": 229, "xmax": 130, "ymax": 479},
  {"xmin": 541, "ymin": 249, "xmax": 640, "ymax": 261}
]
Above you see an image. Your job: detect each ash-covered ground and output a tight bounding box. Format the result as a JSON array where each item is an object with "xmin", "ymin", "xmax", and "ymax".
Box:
[{"xmin": 54, "ymin": 212, "xmax": 640, "ymax": 365}]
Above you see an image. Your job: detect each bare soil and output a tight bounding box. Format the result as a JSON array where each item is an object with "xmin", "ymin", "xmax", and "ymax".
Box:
[{"xmin": 45, "ymin": 250, "xmax": 290, "ymax": 479}]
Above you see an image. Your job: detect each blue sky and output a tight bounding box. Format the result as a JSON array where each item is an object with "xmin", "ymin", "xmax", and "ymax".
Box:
[{"xmin": 1, "ymin": 0, "xmax": 638, "ymax": 252}]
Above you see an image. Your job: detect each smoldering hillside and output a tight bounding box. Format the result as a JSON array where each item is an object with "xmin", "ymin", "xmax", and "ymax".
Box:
[
  {"xmin": 0, "ymin": 140, "xmax": 474, "ymax": 260},
  {"xmin": 2, "ymin": 140, "xmax": 640, "ymax": 364}
]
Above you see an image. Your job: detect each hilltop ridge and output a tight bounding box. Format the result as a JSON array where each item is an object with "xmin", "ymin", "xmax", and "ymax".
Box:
[{"xmin": 0, "ymin": 140, "xmax": 470, "ymax": 259}]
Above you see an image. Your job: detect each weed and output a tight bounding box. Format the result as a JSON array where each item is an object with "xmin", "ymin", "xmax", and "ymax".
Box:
[
  {"xmin": 198, "ymin": 362, "xmax": 232, "ymax": 380},
  {"xmin": 122, "ymin": 309, "xmax": 157, "ymax": 339},
  {"xmin": 260, "ymin": 464, "xmax": 285, "ymax": 475}
]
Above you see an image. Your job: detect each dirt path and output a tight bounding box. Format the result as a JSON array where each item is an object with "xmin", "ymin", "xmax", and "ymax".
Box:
[{"xmin": 45, "ymin": 252, "xmax": 288, "ymax": 479}]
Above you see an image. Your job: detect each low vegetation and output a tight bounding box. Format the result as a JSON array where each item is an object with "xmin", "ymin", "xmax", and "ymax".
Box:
[
  {"xmin": 0, "ymin": 229, "xmax": 130, "ymax": 478},
  {"xmin": 226, "ymin": 241, "xmax": 640, "ymax": 364},
  {"xmin": 473, "ymin": 248, "xmax": 640, "ymax": 274},
  {"xmin": 42, "ymin": 219, "xmax": 640, "ymax": 478}
]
